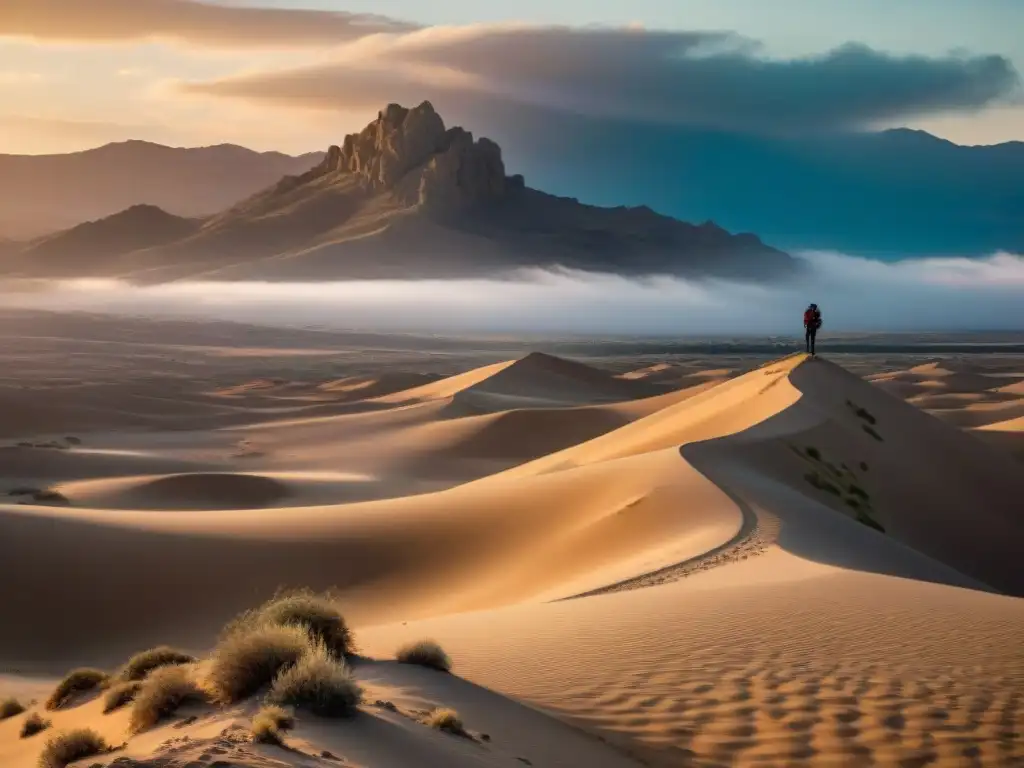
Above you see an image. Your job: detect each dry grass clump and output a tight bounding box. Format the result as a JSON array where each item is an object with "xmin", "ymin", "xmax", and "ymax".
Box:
[
  {"xmin": 251, "ymin": 705, "xmax": 295, "ymax": 746},
  {"xmin": 102, "ymin": 681, "xmax": 143, "ymax": 713},
  {"xmin": 425, "ymin": 707, "xmax": 468, "ymax": 737},
  {"xmin": 207, "ymin": 623, "xmax": 310, "ymax": 704},
  {"xmin": 118, "ymin": 646, "xmax": 196, "ymax": 682},
  {"xmin": 129, "ymin": 665, "xmax": 208, "ymax": 734},
  {"xmin": 38, "ymin": 728, "xmax": 110, "ymax": 768},
  {"xmin": 396, "ymin": 639, "xmax": 451, "ymax": 673},
  {"xmin": 267, "ymin": 644, "xmax": 362, "ymax": 718},
  {"xmin": 45, "ymin": 668, "xmax": 108, "ymax": 710},
  {"xmin": 19, "ymin": 712, "xmax": 51, "ymax": 738},
  {"xmin": 0, "ymin": 696, "xmax": 26, "ymax": 719},
  {"xmin": 223, "ymin": 589, "xmax": 354, "ymax": 659}
]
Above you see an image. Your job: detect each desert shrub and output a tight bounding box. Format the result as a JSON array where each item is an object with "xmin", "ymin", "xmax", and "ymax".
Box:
[
  {"xmin": 19, "ymin": 712, "xmax": 51, "ymax": 738},
  {"xmin": 207, "ymin": 623, "xmax": 310, "ymax": 704},
  {"xmin": 0, "ymin": 696, "xmax": 25, "ymax": 719},
  {"xmin": 7, "ymin": 487, "xmax": 40, "ymax": 496},
  {"xmin": 862, "ymin": 425, "xmax": 884, "ymax": 442},
  {"xmin": 46, "ymin": 668, "xmax": 108, "ymax": 710},
  {"xmin": 856, "ymin": 511, "xmax": 886, "ymax": 533},
  {"xmin": 396, "ymin": 640, "xmax": 451, "ymax": 673},
  {"xmin": 425, "ymin": 707, "xmax": 467, "ymax": 736},
  {"xmin": 845, "ymin": 497, "xmax": 861, "ymax": 510},
  {"xmin": 32, "ymin": 489, "xmax": 70, "ymax": 505},
  {"xmin": 805, "ymin": 472, "xmax": 841, "ymax": 497},
  {"xmin": 129, "ymin": 665, "xmax": 208, "ymax": 734},
  {"xmin": 251, "ymin": 705, "xmax": 295, "ymax": 746},
  {"xmin": 118, "ymin": 646, "xmax": 197, "ymax": 682},
  {"xmin": 859, "ymin": 461, "xmax": 869, "ymax": 472},
  {"xmin": 848, "ymin": 484, "xmax": 870, "ymax": 501},
  {"xmin": 222, "ymin": 589, "xmax": 354, "ymax": 659},
  {"xmin": 804, "ymin": 446, "xmax": 821, "ymax": 461},
  {"xmin": 267, "ymin": 644, "xmax": 361, "ymax": 718},
  {"xmin": 102, "ymin": 681, "xmax": 143, "ymax": 713},
  {"xmin": 847, "ymin": 400, "xmax": 878, "ymax": 425},
  {"xmin": 38, "ymin": 729, "xmax": 109, "ymax": 768}
]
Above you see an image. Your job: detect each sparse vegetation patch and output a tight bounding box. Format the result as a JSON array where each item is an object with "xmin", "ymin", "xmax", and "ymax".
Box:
[
  {"xmin": 847, "ymin": 400, "xmax": 878, "ymax": 425},
  {"xmin": 207, "ymin": 622, "xmax": 310, "ymax": 704},
  {"xmin": 863, "ymin": 425, "xmax": 884, "ymax": 442},
  {"xmin": 38, "ymin": 728, "xmax": 110, "ymax": 768},
  {"xmin": 118, "ymin": 646, "xmax": 196, "ymax": 682},
  {"xmin": 805, "ymin": 472, "xmax": 841, "ymax": 496},
  {"xmin": 103, "ymin": 681, "xmax": 143, "ymax": 713},
  {"xmin": 425, "ymin": 707, "xmax": 469, "ymax": 737},
  {"xmin": 222, "ymin": 588, "xmax": 354, "ymax": 659},
  {"xmin": 267, "ymin": 643, "xmax": 362, "ymax": 718},
  {"xmin": 46, "ymin": 668, "xmax": 108, "ymax": 710},
  {"xmin": 129, "ymin": 665, "xmax": 208, "ymax": 734},
  {"xmin": 396, "ymin": 639, "xmax": 452, "ymax": 673},
  {"xmin": 251, "ymin": 705, "xmax": 295, "ymax": 746},
  {"xmin": 20, "ymin": 712, "xmax": 51, "ymax": 738},
  {"xmin": 0, "ymin": 696, "xmax": 25, "ymax": 719}
]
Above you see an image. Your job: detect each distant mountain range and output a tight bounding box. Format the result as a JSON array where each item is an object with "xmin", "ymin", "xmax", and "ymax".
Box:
[
  {"xmin": 2, "ymin": 103, "xmax": 795, "ymax": 283},
  {"xmin": 479, "ymin": 106, "xmax": 1024, "ymax": 258},
  {"xmin": 0, "ymin": 141, "xmax": 322, "ymax": 241}
]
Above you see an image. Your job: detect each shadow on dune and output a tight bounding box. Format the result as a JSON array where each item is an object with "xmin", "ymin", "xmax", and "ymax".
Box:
[{"xmin": 681, "ymin": 355, "xmax": 1024, "ymax": 597}]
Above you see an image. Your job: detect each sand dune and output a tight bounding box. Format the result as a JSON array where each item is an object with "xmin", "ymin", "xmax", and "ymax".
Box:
[{"xmin": 1, "ymin": 339, "xmax": 1023, "ymax": 767}]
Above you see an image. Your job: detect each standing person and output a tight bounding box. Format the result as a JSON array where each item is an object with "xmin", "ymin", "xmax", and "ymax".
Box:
[{"xmin": 804, "ymin": 303, "xmax": 822, "ymax": 356}]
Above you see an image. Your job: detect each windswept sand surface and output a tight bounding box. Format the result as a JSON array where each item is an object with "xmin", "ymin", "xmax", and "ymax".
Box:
[{"xmin": 1, "ymin": 311, "xmax": 1022, "ymax": 767}]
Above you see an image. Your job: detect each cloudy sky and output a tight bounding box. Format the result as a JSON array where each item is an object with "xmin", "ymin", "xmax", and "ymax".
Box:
[{"xmin": 0, "ymin": 0, "xmax": 1021, "ymax": 154}]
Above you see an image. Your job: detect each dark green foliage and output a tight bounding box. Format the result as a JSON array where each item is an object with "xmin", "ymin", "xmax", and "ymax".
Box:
[
  {"xmin": 856, "ymin": 511, "xmax": 886, "ymax": 533},
  {"xmin": 859, "ymin": 461, "xmax": 869, "ymax": 472},
  {"xmin": 805, "ymin": 446, "xmax": 821, "ymax": 461}
]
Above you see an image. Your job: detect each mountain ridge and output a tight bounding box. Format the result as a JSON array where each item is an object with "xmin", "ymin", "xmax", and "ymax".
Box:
[{"xmin": 4, "ymin": 101, "xmax": 796, "ymax": 283}]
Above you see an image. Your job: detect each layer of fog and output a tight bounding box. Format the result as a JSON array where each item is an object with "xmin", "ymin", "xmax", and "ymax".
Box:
[{"xmin": 3, "ymin": 251, "xmax": 1023, "ymax": 336}]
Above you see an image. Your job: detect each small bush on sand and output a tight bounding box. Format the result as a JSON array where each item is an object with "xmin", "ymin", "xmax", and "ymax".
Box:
[
  {"xmin": 129, "ymin": 665, "xmax": 208, "ymax": 734},
  {"xmin": 862, "ymin": 425, "xmax": 884, "ymax": 442},
  {"xmin": 251, "ymin": 705, "xmax": 295, "ymax": 746},
  {"xmin": 102, "ymin": 681, "xmax": 143, "ymax": 713},
  {"xmin": 0, "ymin": 697, "xmax": 26, "ymax": 719},
  {"xmin": 207, "ymin": 623, "xmax": 310, "ymax": 704},
  {"xmin": 396, "ymin": 640, "xmax": 451, "ymax": 673},
  {"xmin": 19, "ymin": 712, "xmax": 51, "ymax": 738},
  {"xmin": 223, "ymin": 589, "xmax": 354, "ymax": 659},
  {"xmin": 848, "ymin": 484, "xmax": 870, "ymax": 502},
  {"xmin": 805, "ymin": 472, "xmax": 841, "ymax": 497},
  {"xmin": 804, "ymin": 446, "xmax": 821, "ymax": 461},
  {"xmin": 32, "ymin": 489, "xmax": 70, "ymax": 506},
  {"xmin": 118, "ymin": 646, "xmax": 196, "ymax": 682},
  {"xmin": 856, "ymin": 510, "xmax": 886, "ymax": 533},
  {"xmin": 859, "ymin": 461, "xmax": 869, "ymax": 472},
  {"xmin": 425, "ymin": 707, "xmax": 468, "ymax": 737},
  {"xmin": 267, "ymin": 644, "xmax": 361, "ymax": 718},
  {"xmin": 46, "ymin": 668, "xmax": 108, "ymax": 710},
  {"xmin": 38, "ymin": 728, "xmax": 109, "ymax": 768}
]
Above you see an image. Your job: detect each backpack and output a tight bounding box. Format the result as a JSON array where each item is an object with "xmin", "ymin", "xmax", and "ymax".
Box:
[{"xmin": 805, "ymin": 308, "xmax": 822, "ymax": 330}]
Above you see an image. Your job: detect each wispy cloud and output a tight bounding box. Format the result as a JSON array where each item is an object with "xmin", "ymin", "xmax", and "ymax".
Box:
[
  {"xmin": 182, "ymin": 25, "xmax": 1021, "ymax": 133},
  {"xmin": 0, "ymin": 0, "xmax": 415, "ymax": 48}
]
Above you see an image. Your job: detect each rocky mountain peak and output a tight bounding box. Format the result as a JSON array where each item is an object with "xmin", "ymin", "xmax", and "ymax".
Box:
[{"xmin": 321, "ymin": 101, "xmax": 513, "ymax": 211}]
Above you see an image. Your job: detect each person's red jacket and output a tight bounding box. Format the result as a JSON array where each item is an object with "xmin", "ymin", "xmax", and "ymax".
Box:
[{"xmin": 804, "ymin": 308, "xmax": 821, "ymax": 329}]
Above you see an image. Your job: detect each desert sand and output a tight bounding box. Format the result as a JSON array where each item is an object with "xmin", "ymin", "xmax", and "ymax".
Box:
[{"xmin": 1, "ymin": 310, "xmax": 1023, "ymax": 767}]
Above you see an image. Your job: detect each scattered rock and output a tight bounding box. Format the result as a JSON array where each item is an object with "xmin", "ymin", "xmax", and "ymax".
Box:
[{"xmin": 320, "ymin": 750, "xmax": 340, "ymax": 760}]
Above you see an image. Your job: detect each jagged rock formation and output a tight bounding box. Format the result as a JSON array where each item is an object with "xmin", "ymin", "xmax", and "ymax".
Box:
[
  {"xmin": 2, "ymin": 102, "xmax": 799, "ymax": 283},
  {"xmin": 311, "ymin": 101, "xmax": 509, "ymax": 211}
]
